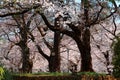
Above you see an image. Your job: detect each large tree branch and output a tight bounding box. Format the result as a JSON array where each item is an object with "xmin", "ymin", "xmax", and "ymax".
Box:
[
  {"xmin": 35, "ymin": 44, "xmax": 50, "ymax": 61},
  {"xmin": 27, "ymin": 12, "xmax": 37, "ymax": 27},
  {"xmin": 29, "ymin": 31, "xmax": 50, "ymax": 61},
  {"xmin": 31, "ymin": 39, "xmax": 50, "ymax": 61},
  {"xmin": 12, "ymin": 16, "xmax": 20, "ymax": 25},
  {"xmin": 35, "ymin": 22, "xmax": 53, "ymax": 50},
  {"xmin": 39, "ymin": 13, "xmax": 75, "ymax": 38},
  {"xmin": 67, "ymin": 23, "xmax": 81, "ymax": 35},
  {"xmin": 0, "ymin": 4, "xmax": 41, "ymax": 17},
  {"xmin": 38, "ymin": 12, "xmax": 53, "ymax": 29},
  {"xmin": 43, "ymin": 38, "xmax": 53, "ymax": 50}
]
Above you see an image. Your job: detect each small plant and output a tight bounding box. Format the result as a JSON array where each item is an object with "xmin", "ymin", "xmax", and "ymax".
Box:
[
  {"xmin": 0, "ymin": 64, "xmax": 13, "ymax": 80},
  {"xmin": 0, "ymin": 66, "xmax": 4, "ymax": 80},
  {"xmin": 3, "ymin": 68, "xmax": 13, "ymax": 80}
]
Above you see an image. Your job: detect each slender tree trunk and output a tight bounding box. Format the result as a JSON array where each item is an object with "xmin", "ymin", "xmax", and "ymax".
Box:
[
  {"xmin": 48, "ymin": 16, "xmax": 61, "ymax": 72},
  {"xmin": 49, "ymin": 31, "xmax": 61, "ymax": 72}
]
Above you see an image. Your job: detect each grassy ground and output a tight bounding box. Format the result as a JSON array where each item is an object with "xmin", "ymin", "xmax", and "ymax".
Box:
[
  {"xmin": 13, "ymin": 72, "xmax": 106, "ymax": 76},
  {"xmin": 12, "ymin": 72, "xmax": 116, "ymax": 80}
]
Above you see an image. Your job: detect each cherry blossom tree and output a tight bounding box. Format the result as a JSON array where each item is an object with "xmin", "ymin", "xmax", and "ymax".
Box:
[
  {"xmin": 0, "ymin": 0, "xmax": 118, "ymax": 72},
  {"xmin": 38, "ymin": 0, "xmax": 117, "ymax": 71}
]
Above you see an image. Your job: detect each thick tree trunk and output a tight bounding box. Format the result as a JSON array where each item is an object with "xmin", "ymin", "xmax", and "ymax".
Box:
[
  {"xmin": 48, "ymin": 16, "xmax": 61, "ymax": 72},
  {"xmin": 49, "ymin": 55, "xmax": 60, "ymax": 72},
  {"xmin": 76, "ymin": 0, "xmax": 93, "ymax": 72},
  {"xmin": 74, "ymin": 29, "xmax": 94, "ymax": 72},
  {"xmin": 19, "ymin": 26, "xmax": 33, "ymax": 73},
  {"xmin": 35, "ymin": 27, "xmax": 61, "ymax": 72},
  {"xmin": 18, "ymin": 39, "xmax": 33, "ymax": 73},
  {"xmin": 21, "ymin": 46, "xmax": 32, "ymax": 73},
  {"xmin": 49, "ymin": 31, "xmax": 61, "ymax": 72}
]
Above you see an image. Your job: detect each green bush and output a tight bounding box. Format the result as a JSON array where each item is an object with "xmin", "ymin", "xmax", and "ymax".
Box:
[
  {"xmin": 112, "ymin": 39, "xmax": 120, "ymax": 78},
  {"xmin": 0, "ymin": 67, "xmax": 4, "ymax": 80},
  {"xmin": 3, "ymin": 68, "xmax": 13, "ymax": 80},
  {"xmin": 0, "ymin": 65, "xmax": 13, "ymax": 80}
]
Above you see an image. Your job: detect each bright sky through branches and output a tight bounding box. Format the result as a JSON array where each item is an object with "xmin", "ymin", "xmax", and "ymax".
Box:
[{"xmin": 75, "ymin": 0, "xmax": 80, "ymax": 3}]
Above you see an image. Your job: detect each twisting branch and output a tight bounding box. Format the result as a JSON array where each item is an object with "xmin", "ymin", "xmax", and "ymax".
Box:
[
  {"xmin": 90, "ymin": 0, "xmax": 117, "ymax": 25},
  {"xmin": 35, "ymin": 20, "xmax": 54, "ymax": 54},
  {"xmin": 67, "ymin": 23, "xmax": 81, "ymax": 34},
  {"xmin": 28, "ymin": 30, "xmax": 50, "ymax": 61},
  {"xmin": 0, "ymin": 3, "xmax": 41, "ymax": 17},
  {"xmin": 43, "ymin": 38, "xmax": 53, "ymax": 50},
  {"xmin": 2, "ymin": 29, "xmax": 15, "ymax": 43},
  {"xmin": 113, "ymin": 15, "xmax": 117, "ymax": 36},
  {"xmin": 38, "ymin": 12, "xmax": 53, "ymax": 29},
  {"xmin": 39, "ymin": 12, "xmax": 75, "ymax": 37},
  {"xmin": 21, "ymin": 14, "xmax": 27, "ymax": 27},
  {"xmin": 3, "ymin": 43, "xmax": 15, "ymax": 60},
  {"xmin": 12, "ymin": 15, "xmax": 21, "ymax": 28},
  {"xmin": 27, "ymin": 12, "xmax": 37, "ymax": 27},
  {"xmin": 100, "ymin": 23, "xmax": 118, "ymax": 39},
  {"xmin": 35, "ymin": 43, "xmax": 50, "ymax": 61},
  {"xmin": 90, "ymin": 0, "xmax": 104, "ymax": 25}
]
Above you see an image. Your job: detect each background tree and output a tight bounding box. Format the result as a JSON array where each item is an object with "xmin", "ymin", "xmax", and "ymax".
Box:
[
  {"xmin": 0, "ymin": 11, "xmax": 37, "ymax": 73},
  {"xmin": 5, "ymin": 14, "xmax": 34, "ymax": 73},
  {"xmin": 0, "ymin": 0, "xmax": 119, "ymax": 73},
  {"xmin": 30, "ymin": 13, "xmax": 63, "ymax": 72},
  {"xmin": 39, "ymin": 0, "xmax": 117, "ymax": 72}
]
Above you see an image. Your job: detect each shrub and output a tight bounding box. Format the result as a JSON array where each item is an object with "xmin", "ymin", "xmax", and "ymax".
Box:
[
  {"xmin": 0, "ymin": 64, "xmax": 13, "ymax": 80},
  {"xmin": 112, "ymin": 39, "xmax": 120, "ymax": 78},
  {"xmin": 0, "ymin": 66, "xmax": 4, "ymax": 80}
]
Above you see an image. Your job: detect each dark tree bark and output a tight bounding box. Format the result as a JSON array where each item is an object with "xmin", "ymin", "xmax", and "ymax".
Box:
[
  {"xmin": 18, "ymin": 29, "xmax": 32, "ymax": 73},
  {"xmin": 48, "ymin": 15, "xmax": 61, "ymax": 72},
  {"xmin": 19, "ymin": 41, "xmax": 32, "ymax": 73},
  {"xmin": 39, "ymin": 12, "xmax": 94, "ymax": 72},
  {"xmin": 0, "ymin": 0, "xmax": 117, "ymax": 73},
  {"xmin": 73, "ymin": 29, "xmax": 93, "ymax": 72},
  {"xmin": 32, "ymin": 30, "xmax": 61, "ymax": 72},
  {"xmin": 79, "ymin": 0, "xmax": 93, "ymax": 71},
  {"xmin": 16, "ymin": 29, "xmax": 32, "ymax": 73},
  {"xmin": 14, "ymin": 14, "xmax": 33, "ymax": 73},
  {"xmin": 49, "ymin": 32, "xmax": 61, "ymax": 72},
  {"xmin": 35, "ymin": 16, "xmax": 61, "ymax": 72}
]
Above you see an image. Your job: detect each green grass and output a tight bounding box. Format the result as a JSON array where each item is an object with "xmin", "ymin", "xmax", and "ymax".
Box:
[
  {"xmin": 13, "ymin": 72, "xmax": 70, "ymax": 77},
  {"xmin": 34, "ymin": 72, "xmax": 70, "ymax": 76},
  {"xmin": 13, "ymin": 72, "xmax": 106, "ymax": 77},
  {"xmin": 77, "ymin": 72, "xmax": 106, "ymax": 77}
]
